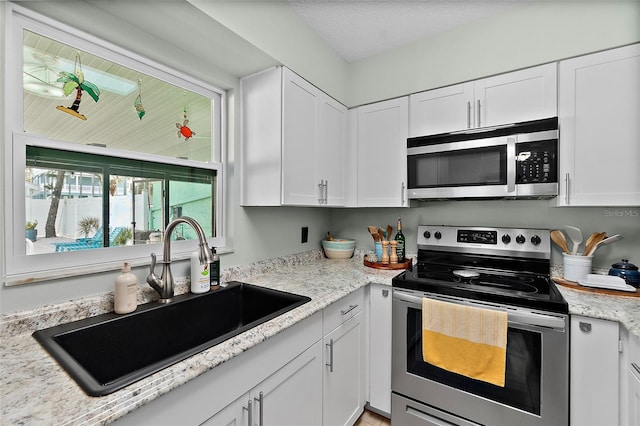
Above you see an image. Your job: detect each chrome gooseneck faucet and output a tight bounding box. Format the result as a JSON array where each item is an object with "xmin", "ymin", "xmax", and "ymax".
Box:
[{"xmin": 147, "ymin": 216, "xmax": 214, "ymax": 303}]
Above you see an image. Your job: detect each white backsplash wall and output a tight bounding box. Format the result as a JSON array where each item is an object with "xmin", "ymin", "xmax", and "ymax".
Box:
[{"xmin": 329, "ymin": 200, "xmax": 640, "ymax": 271}]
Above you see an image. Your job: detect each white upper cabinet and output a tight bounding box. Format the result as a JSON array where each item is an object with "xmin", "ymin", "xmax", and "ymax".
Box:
[
  {"xmin": 241, "ymin": 66, "xmax": 348, "ymax": 206},
  {"xmin": 409, "ymin": 63, "xmax": 557, "ymax": 137},
  {"xmin": 558, "ymin": 43, "xmax": 640, "ymax": 206},
  {"xmin": 409, "ymin": 82, "xmax": 474, "ymax": 136},
  {"xmin": 282, "ymin": 69, "xmax": 319, "ymax": 206},
  {"xmin": 357, "ymin": 97, "xmax": 409, "ymax": 207},
  {"xmin": 317, "ymin": 95, "xmax": 348, "ymax": 206}
]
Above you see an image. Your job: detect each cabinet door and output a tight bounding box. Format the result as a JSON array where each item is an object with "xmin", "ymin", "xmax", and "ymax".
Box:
[
  {"xmin": 240, "ymin": 67, "xmax": 284, "ymax": 206},
  {"xmin": 201, "ymin": 393, "xmax": 249, "ymax": 426},
  {"xmin": 476, "ymin": 63, "xmax": 557, "ymax": 128},
  {"xmin": 558, "ymin": 44, "xmax": 640, "ymax": 206},
  {"xmin": 409, "ymin": 82, "xmax": 474, "ymax": 136},
  {"xmin": 629, "ymin": 332, "xmax": 640, "ymax": 426},
  {"xmin": 282, "ymin": 67, "xmax": 319, "ymax": 206},
  {"xmin": 318, "ymin": 94, "xmax": 347, "ymax": 206},
  {"xmin": 255, "ymin": 340, "xmax": 323, "ymax": 426},
  {"xmin": 570, "ymin": 316, "xmax": 619, "ymax": 426},
  {"xmin": 368, "ymin": 285, "xmax": 392, "ymax": 416},
  {"xmin": 357, "ymin": 97, "xmax": 409, "ymax": 207},
  {"xmin": 324, "ymin": 312, "xmax": 365, "ymax": 426},
  {"xmin": 631, "ymin": 365, "xmax": 640, "ymax": 426}
]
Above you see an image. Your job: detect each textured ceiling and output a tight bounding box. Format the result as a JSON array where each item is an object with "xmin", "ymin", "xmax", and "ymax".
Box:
[{"xmin": 286, "ymin": 0, "xmax": 534, "ymax": 63}]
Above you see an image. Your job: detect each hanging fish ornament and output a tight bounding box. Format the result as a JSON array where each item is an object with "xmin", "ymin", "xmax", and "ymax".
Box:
[
  {"xmin": 176, "ymin": 107, "xmax": 195, "ymax": 141},
  {"xmin": 134, "ymin": 79, "xmax": 145, "ymax": 120}
]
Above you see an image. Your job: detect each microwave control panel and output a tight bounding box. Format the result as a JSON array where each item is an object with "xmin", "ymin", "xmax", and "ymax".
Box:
[{"xmin": 515, "ymin": 140, "xmax": 557, "ymax": 184}]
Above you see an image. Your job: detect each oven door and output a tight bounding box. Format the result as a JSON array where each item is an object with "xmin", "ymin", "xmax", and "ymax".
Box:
[
  {"xmin": 407, "ymin": 136, "xmax": 515, "ymax": 199},
  {"xmin": 391, "ymin": 288, "xmax": 568, "ymax": 426}
]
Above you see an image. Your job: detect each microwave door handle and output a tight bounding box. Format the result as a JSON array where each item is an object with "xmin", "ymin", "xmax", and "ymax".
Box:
[{"xmin": 507, "ymin": 137, "xmax": 516, "ymax": 194}]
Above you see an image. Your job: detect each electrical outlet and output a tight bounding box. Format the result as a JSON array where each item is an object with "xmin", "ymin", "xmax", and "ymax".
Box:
[{"xmin": 301, "ymin": 226, "xmax": 308, "ymax": 243}]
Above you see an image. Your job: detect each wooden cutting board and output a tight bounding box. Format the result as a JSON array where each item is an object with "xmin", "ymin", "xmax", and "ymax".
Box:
[
  {"xmin": 553, "ymin": 277, "xmax": 640, "ymax": 298},
  {"xmin": 364, "ymin": 259, "xmax": 411, "ymax": 270}
]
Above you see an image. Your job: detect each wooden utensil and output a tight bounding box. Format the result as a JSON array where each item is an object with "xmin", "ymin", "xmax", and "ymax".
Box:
[
  {"xmin": 367, "ymin": 226, "xmax": 379, "ymax": 242},
  {"xmin": 386, "ymin": 225, "xmax": 393, "ymax": 241},
  {"xmin": 587, "ymin": 233, "xmax": 623, "ymax": 256},
  {"xmin": 378, "ymin": 228, "xmax": 385, "ymax": 242},
  {"xmin": 584, "ymin": 232, "xmax": 599, "ymax": 249},
  {"xmin": 583, "ymin": 232, "xmax": 606, "ymax": 256},
  {"xmin": 550, "ymin": 229, "xmax": 571, "ymax": 254}
]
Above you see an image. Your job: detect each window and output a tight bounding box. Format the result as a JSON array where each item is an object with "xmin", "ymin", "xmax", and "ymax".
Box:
[{"xmin": 4, "ymin": 4, "xmax": 225, "ymax": 284}]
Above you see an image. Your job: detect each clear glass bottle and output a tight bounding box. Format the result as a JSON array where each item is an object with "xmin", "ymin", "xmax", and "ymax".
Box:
[{"xmin": 394, "ymin": 217, "xmax": 405, "ymax": 263}]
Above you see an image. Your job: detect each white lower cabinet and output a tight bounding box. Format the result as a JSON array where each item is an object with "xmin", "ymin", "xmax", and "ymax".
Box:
[
  {"xmin": 204, "ymin": 340, "xmax": 323, "ymax": 426},
  {"xmin": 368, "ymin": 284, "xmax": 392, "ymax": 416},
  {"xmin": 115, "ymin": 288, "xmax": 369, "ymax": 426},
  {"xmin": 570, "ymin": 315, "xmax": 620, "ymax": 426},
  {"xmin": 114, "ymin": 312, "xmax": 323, "ymax": 426},
  {"xmin": 628, "ymin": 331, "xmax": 640, "ymax": 426},
  {"xmin": 630, "ymin": 364, "xmax": 640, "ymax": 426},
  {"xmin": 323, "ymin": 312, "xmax": 365, "ymax": 426},
  {"xmin": 322, "ymin": 287, "xmax": 366, "ymax": 426}
]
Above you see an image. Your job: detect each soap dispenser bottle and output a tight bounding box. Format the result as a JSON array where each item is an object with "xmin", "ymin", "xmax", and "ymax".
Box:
[
  {"xmin": 191, "ymin": 251, "xmax": 211, "ymax": 294},
  {"xmin": 210, "ymin": 246, "xmax": 220, "ymax": 288},
  {"xmin": 115, "ymin": 262, "xmax": 138, "ymax": 314}
]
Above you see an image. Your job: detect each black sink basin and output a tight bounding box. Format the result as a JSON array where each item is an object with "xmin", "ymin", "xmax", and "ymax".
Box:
[{"xmin": 33, "ymin": 281, "xmax": 310, "ymax": 396}]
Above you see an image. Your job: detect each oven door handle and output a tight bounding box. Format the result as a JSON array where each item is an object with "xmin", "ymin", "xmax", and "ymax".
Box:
[{"xmin": 393, "ymin": 291, "xmax": 566, "ymax": 330}]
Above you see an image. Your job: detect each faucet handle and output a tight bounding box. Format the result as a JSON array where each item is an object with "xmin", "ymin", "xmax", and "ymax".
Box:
[
  {"xmin": 149, "ymin": 252, "xmax": 157, "ymax": 275},
  {"xmin": 147, "ymin": 253, "xmax": 161, "ymax": 290}
]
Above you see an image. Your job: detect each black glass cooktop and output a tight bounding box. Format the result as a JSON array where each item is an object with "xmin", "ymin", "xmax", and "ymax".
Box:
[{"xmin": 393, "ymin": 251, "xmax": 568, "ymax": 313}]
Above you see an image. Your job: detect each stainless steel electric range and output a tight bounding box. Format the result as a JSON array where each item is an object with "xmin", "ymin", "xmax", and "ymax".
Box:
[{"xmin": 391, "ymin": 225, "xmax": 568, "ymax": 426}]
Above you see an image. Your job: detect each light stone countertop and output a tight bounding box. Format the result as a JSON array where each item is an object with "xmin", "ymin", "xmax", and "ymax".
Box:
[
  {"xmin": 0, "ymin": 250, "xmax": 399, "ymax": 426},
  {"xmin": 1, "ymin": 250, "xmax": 638, "ymax": 425}
]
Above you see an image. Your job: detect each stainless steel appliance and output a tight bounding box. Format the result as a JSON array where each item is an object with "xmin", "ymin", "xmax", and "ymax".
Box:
[
  {"xmin": 407, "ymin": 117, "xmax": 558, "ymax": 200},
  {"xmin": 391, "ymin": 225, "xmax": 568, "ymax": 426}
]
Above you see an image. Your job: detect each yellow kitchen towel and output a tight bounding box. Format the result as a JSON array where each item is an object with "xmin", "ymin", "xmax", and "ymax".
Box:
[{"xmin": 422, "ymin": 298, "xmax": 508, "ymax": 387}]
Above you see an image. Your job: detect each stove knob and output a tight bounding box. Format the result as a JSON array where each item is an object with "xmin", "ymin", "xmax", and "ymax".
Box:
[
  {"xmin": 516, "ymin": 234, "xmax": 526, "ymax": 244},
  {"xmin": 434, "ymin": 231, "xmax": 442, "ymax": 240},
  {"xmin": 531, "ymin": 235, "xmax": 542, "ymax": 245},
  {"xmin": 423, "ymin": 231, "xmax": 431, "ymax": 239},
  {"xmin": 501, "ymin": 234, "xmax": 511, "ymax": 244}
]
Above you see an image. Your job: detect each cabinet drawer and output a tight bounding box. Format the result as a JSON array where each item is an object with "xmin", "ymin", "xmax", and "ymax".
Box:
[{"xmin": 323, "ymin": 288, "xmax": 364, "ymax": 335}]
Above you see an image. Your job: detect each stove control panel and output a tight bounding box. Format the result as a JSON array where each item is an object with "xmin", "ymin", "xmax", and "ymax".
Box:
[{"xmin": 418, "ymin": 225, "xmax": 551, "ymax": 259}]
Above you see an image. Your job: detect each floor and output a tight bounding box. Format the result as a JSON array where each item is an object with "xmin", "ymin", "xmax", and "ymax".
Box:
[{"xmin": 355, "ymin": 409, "xmax": 391, "ymax": 426}]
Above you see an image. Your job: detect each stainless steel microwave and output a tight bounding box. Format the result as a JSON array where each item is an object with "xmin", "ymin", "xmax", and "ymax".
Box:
[{"xmin": 407, "ymin": 117, "xmax": 558, "ymax": 200}]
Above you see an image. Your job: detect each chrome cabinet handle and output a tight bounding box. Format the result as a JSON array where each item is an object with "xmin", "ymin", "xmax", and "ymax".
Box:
[
  {"xmin": 324, "ymin": 180, "xmax": 328, "ymax": 204},
  {"xmin": 467, "ymin": 101, "xmax": 471, "ymax": 129},
  {"xmin": 565, "ymin": 173, "xmax": 570, "ymax": 204},
  {"xmin": 243, "ymin": 399, "xmax": 253, "ymax": 426},
  {"xmin": 476, "ymin": 99, "xmax": 481, "ymax": 127},
  {"xmin": 341, "ymin": 304, "xmax": 358, "ymax": 315},
  {"xmin": 254, "ymin": 391, "xmax": 264, "ymax": 426},
  {"xmin": 326, "ymin": 338, "xmax": 334, "ymax": 372},
  {"xmin": 318, "ymin": 180, "xmax": 325, "ymax": 205},
  {"xmin": 579, "ymin": 321, "xmax": 592, "ymax": 333},
  {"xmin": 401, "ymin": 182, "xmax": 405, "ymax": 206}
]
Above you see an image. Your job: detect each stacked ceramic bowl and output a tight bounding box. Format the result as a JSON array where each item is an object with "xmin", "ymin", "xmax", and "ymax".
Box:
[{"xmin": 321, "ymin": 238, "xmax": 356, "ymax": 259}]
